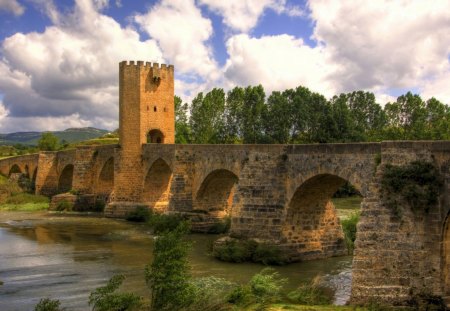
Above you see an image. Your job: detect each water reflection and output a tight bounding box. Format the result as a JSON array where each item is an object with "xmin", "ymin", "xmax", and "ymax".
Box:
[{"xmin": 0, "ymin": 212, "xmax": 351, "ymax": 310}]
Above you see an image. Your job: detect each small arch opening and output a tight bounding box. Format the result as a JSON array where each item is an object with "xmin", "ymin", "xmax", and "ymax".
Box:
[
  {"xmin": 9, "ymin": 164, "xmax": 22, "ymax": 176},
  {"xmin": 153, "ymin": 106, "xmax": 157, "ymax": 112},
  {"xmin": 147, "ymin": 129, "xmax": 164, "ymax": 144},
  {"xmin": 195, "ymin": 169, "xmax": 238, "ymax": 215},
  {"xmin": 58, "ymin": 164, "xmax": 74, "ymax": 194},
  {"xmin": 143, "ymin": 158, "xmax": 172, "ymax": 212}
]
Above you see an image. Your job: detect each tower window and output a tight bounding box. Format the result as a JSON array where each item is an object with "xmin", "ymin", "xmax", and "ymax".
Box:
[
  {"xmin": 164, "ymin": 107, "xmax": 167, "ymax": 112},
  {"xmin": 154, "ymin": 106, "xmax": 157, "ymax": 112}
]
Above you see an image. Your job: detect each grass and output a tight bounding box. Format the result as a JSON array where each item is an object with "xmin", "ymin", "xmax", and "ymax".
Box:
[
  {"xmin": 332, "ymin": 196, "xmax": 362, "ymax": 220},
  {"xmin": 0, "ymin": 202, "xmax": 49, "ymax": 211}
]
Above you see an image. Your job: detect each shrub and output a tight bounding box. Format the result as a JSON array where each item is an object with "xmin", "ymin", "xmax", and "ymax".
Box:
[
  {"xmin": 213, "ymin": 239, "xmax": 257, "ymax": 263},
  {"xmin": 381, "ymin": 161, "xmax": 443, "ymax": 215},
  {"xmin": 213, "ymin": 238, "xmax": 286, "ymax": 265},
  {"xmin": 252, "ymin": 243, "xmax": 287, "ymax": 265},
  {"xmin": 88, "ymin": 274, "xmax": 142, "ymax": 311},
  {"xmin": 56, "ymin": 200, "xmax": 73, "ymax": 212},
  {"xmin": 228, "ymin": 268, "xmax": 286, "ymax": 308},
  {"xmin": 249, "ymin": 268, "xmax": 287, "ymax": 304},
  {"xmin": 341, "ymin": 212, "xmax": 359, "ymax": 253},
  {"xmin": 125, "ymin": 206, "xmax": 151, "ymax": 222},
  {"xmin": 93, "ymin": 199, "xmax": 106, "ymax": 212},
  {"xmin": 287, "ymin": 276, "xmax": 331, "ymax": 305},
  {"xmin": 188, "ymin": 277, "xmax": 235, "ymax": 311},
  {"xmin": 333, "ymin": 182, "xmax": 360, "ymax": 198},
  {"xmin": 149, "ymin": 213, "xmax": 186, "ymax": 234},
  {"xmin": 145, "ymin": 221, "xmax": 195, "ymax": 310},
  {"xmin": 208, "ymin": 216, "xmax": 231, "ymax": 234},
  {"xmin": 34, "ymin": 298, "xmax": 63, "ymax": 311}
]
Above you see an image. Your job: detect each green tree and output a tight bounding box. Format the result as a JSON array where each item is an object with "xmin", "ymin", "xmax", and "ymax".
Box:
[
  {"xmin": 174, "ymin": 96, "xmax": 191, "ymax": 144},
  {"xmin": 425, "ymin": 97, "xmax": 450, "ymax": 140},
  {"xmin": 224, "ymin": 87, "xmax": 245, "ymax": 143},
  {"xmin": 88, "ymin": 275, "xmax": 142, "ymax": 311},
  {"xmin": 330, "ymin": 91, "xmax": 386, "ymax": 141},
  {"xmin": 145, "ymin": 221, "xmax": 194, "ymax": 310},
  {"xmin": 241, "ymin": 85, "xmax": 267, "ymax": 144},
  {"xmin": 38, "ymin": 132, "xmax": 59, "ymax": 151},
  {"xmin": 190, "ymin": 89, "xmax": 226, "ymax": 143},
  {"xmin": 384, "ymin": 92, "xmax": 427, "ymax": 140}
]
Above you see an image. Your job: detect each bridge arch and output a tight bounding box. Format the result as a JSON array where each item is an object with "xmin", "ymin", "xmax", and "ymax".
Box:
[
  {"xmin": 143, "ymin": 158, "xmax": 172, "ymax": 211},
  {"xmin": 58, "ymin": 164, "xmax": 74, "ymax": 193},
  {"xmin": 194, "ymin": 169, "xmax": 238, "ymax": 215},
  {"xmin": 96, "ymin": 157, "xmax": 114, "ymax": 199},
  {"xmin": 282, "ymin": 173, "xmax": 360, "ymax": 261},
  {"xmin": 9, "ymin": 164, "xmax": 22, "ymax": 176}
]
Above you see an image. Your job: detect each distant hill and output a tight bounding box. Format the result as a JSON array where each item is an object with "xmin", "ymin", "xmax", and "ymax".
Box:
[{"xmin": 0, "ymin": 127, "xmax": 110, "ymax": 146}]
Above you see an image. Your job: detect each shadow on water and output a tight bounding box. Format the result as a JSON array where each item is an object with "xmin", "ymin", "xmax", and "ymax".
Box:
[{"xmin": 0, "ymin": 212, "xmax": 352, "ymax": 310}]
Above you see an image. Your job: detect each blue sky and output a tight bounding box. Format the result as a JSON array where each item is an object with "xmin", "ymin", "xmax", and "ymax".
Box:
[{"xmin": 0, "ymin": 0, "xmax": 449, "ymax": 132}]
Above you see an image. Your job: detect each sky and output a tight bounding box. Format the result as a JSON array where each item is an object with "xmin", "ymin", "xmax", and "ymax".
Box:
[{"xmin": 0, "ymin": 0, "xmax": 449, "ymax": 133}]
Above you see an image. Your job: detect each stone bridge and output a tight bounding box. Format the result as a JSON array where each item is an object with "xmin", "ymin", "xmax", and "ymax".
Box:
[
  {"xmin": 1, "ymin": 140, "xmax": 450, "ymax": 304},
  {"xmin": 1, "ymin": 61, "xmax": 450, "ymax": 304}
]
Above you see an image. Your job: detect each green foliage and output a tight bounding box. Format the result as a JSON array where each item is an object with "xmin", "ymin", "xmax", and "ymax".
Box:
[
  {"xmin": 188, "ymin": 277, "xmax": 235, "ymax": 311},
  {"xmin": 148, "ymin": 213, "xmax": 186, "ymax": 234},
  {"xmin": 93, "ymin": 199, "xmax": 105, "ymax": 212},
  {"xmin": 287, "ymin": 276, "xmax": 331, "ymax": 305},
  {"xmin": 34, "ymin": 298, "xmax": 63, "ymax": 311},
  {"xmin": 38, "ymin": 132, "xmax": 60, "ymax": 151},
  {"xmin": 213, "ymin": 238, "xmax": 257, "ymax": 263},
  {"xmin": 145, "ymin": 221, "xmax": 195, "ymax": 310},
  {"xmin": 190, "ymin": 89, "xmax": 226, "ymax": 144},
  {"xmin": 88, "ymin": 274, "xmax": 142, "ymax": 311},
  {"xmin": 56, "ymin": 200, "xmax": 73, "ymax": 212},
  {"xmin": 333, "ymin": 182, "xmax": 360, "ymax": 198},
  {"xmin": 175, "ymin": 96, "xmax": 191, "ymax": 144},
  {"xmin": 125, "ymin": 206, "xmax": 151, "ymax": 222},
  {"xmin": 228, "ymin": 268, "xmax": 287, "ymax": 308},
  {"xmin": 341, "ymin": 212, "xmax": 359, "ymax": 254},
  {"xmin": 5, "ymin": 193, "xmax": 49, "ymax": 204},
  {"xmin": 208, "ymin": 216, "xmax": 231, "ymax": 234},
  {"xmin": 381, "ymin": 161, "xmax": 443, "ymax": 215},
  {"xmin": 213, "ymin": 238, "xmax": 286, "ymax": 265}
]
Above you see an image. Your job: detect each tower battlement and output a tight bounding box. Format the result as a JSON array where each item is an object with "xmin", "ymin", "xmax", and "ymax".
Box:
[{"xmin": 119, "ymin": 60, "xmax": 174, "ymax": 72}]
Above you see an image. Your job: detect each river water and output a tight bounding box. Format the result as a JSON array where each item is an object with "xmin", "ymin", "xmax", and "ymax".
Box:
[{"xmin": 0, "ymin": 212, "xmax": 352, "ymax": 310}]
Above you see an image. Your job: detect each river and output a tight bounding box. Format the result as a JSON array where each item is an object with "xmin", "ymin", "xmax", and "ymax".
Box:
[{"xmin": 0, "ymin": 212, "xmax": 352, "ymax": 310}]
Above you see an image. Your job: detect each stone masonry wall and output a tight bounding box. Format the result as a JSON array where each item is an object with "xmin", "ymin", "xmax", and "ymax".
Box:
[{"xmin": 351, "ymin": 141, "xmax": 450, "ymax": 304}]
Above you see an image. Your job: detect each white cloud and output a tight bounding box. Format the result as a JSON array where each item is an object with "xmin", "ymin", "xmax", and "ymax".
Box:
[
  {"xmin": 199, "ymin": 0, "xmax": 303, "ymax": 33},
  {"xmin": 223, "ymin": 34, "xmax": 336, "ymax": 96},
  {"xmin": 0, "ymin": 0, "xmax": 24, "ymax": 16},
  {"xmin": 134, "ymin": 0, "xmax": 218, "ymax": 81},
  {"xmin": 0, "ymin": 0, "xmax": 163, "ymax": 131},
  {"xmin": 421, "ymin": 69, "xmax": 450, "ymax": 104},
  {"xmin": 308, "ymin": 0, "xmax": 450, "ymax": 100}
]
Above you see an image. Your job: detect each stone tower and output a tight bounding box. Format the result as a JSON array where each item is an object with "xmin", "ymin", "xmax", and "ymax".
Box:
[{"xmin": 108, "ymin": 61, "xmax": 174, "ymax": 214}]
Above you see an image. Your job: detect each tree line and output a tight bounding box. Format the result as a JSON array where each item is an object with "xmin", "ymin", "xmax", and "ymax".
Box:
[{"xmin": 175, "ymin": 86, "xmax": 450, "ymax": 144}]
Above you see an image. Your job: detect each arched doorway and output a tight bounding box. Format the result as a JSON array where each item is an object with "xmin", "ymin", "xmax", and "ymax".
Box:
[
  {"xmin": 96, "ymin": 158, "xmax": 114, "ymax": 200},
  {"xmin": 9, "ymin": 164, "xmax": 21, "ymax": 176},
  {"xmin": 147, "ymin": 129, "xmax": 164, "ymax": 144},
  {"xmin": 143, "ymin": 159, "xmax": 172, "ymax": 211},
  {"xmin": 195, "ymin": 169, "xmax": 238, "ymax": 215},
  {"xmin": 282, "ymin": 174, "xmax": 361, "ymax": 261},
  {"xmin": 58, "ymin": 164, "xmax": 74, "ymax": 193}
]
